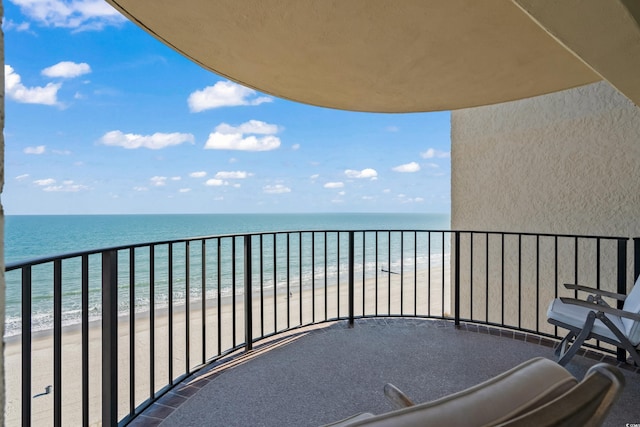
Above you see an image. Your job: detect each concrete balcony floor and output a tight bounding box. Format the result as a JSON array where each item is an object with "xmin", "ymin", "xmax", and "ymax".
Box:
[{"xmin": 131, "ymin": 318, "xmax": 640, "ymax": 427}]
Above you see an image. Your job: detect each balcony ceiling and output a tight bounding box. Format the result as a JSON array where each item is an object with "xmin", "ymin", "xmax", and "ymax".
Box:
[{"xmin": 106, "ymin": 0, "xmax": 640, "ymax": 112}]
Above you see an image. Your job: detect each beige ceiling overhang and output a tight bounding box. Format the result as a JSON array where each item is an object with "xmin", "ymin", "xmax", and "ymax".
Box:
[{"xmin": 106, "ymin": 0, "xmax": 639, "ymax": 112}]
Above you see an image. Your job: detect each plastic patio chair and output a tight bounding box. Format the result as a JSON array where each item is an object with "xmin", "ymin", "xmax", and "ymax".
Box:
[
  {"xmin": 323, "ymin": 357, "xmax": 625, "ymax": 427},
  {"xmin": 547, "ymin": 276, "xmax": 640, "ymax": 366}
]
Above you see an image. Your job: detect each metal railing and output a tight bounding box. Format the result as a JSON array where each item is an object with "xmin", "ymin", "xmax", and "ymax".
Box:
[{"xmin": 4, "ymin": 230, "xmax": 638, "ymax": 426}]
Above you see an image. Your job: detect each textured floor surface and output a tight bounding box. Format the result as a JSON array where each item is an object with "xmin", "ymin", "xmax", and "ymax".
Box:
[{"xmin": 129, "ymin": 318, "xmax": 640, "ymax": 427}]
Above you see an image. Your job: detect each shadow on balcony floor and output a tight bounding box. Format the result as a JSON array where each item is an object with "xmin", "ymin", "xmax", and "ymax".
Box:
[{"xmin": 132, "ymin": 318, "xmax": 640, "ymax": 427}]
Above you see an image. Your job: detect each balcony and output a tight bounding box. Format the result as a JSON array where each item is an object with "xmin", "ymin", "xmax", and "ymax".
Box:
[{"xmin": 5, "ymin": 229, "xmax": 640, "ymax": 426}]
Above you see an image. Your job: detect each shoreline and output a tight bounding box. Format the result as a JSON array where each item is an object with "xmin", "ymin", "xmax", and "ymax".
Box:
[{"xmin": 4, "ymin": 266, "xmax": 450, "ymax": 426}]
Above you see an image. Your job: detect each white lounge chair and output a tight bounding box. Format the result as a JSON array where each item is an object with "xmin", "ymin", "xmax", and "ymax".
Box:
[
  {"xmin": 323, "ymin": 357, "xmax": 624, "ymax": 427},
  {"xmin": 547, "ymin": 276, "xmax": 640, "ymax": 366}
]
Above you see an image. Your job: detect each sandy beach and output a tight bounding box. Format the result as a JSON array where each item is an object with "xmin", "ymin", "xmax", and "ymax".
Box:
[{"xmin": 4, "ymin": 266, "xmax": 450, "ymax": 426}]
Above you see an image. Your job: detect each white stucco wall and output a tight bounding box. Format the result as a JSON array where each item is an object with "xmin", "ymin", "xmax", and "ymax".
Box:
[
  {"xmin": 450, "ymin": 82, "xmax": 640, "ymax": 333},
  {"xmin": 452, "ymin": 81, "xmax": 640, "ymax": 237}
]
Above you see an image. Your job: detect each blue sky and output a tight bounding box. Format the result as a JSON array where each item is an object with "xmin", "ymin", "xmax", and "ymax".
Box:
[{"xmin": 3, "ymin": 0, "xmax": 451, "ymax": 215}]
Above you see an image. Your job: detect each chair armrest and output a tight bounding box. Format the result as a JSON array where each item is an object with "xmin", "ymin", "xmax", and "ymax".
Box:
[
  {"xmin": 559, "ymin": 297, "xmax": 640, "ymax": 321},
  {"xmin": 563, "ymin": 284, "xmax": 627, "ymax": 301},
  {"xmin": 383, "ymin": 383, "xmax": 415, "ymax": 409}
]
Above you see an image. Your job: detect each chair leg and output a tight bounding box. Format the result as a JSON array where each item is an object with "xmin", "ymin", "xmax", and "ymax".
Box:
[
  {"xmin": 597, "ymin": 313, "xmax": 640, "ymax": 367},
  {"xmin": 556, "ymin": 331, "xmax": 576, "ymax": 357},
  {"xmin": 557, "ymin": 312, "xmax": 596, "ymax": 366}
]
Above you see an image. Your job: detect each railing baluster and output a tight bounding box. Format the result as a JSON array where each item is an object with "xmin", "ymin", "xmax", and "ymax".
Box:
[
  {"xmin": 202, "ymin": 240, "xmax": 207, "ymax": 364},
  {"xmin": 81, "ymin": 255, "xmax": 89, "ymax": 427},
  {"xmin": 245, "ymin": 235, "xmax": 253, "ymax": 351},
  {"xmin": 168, "ymin": 244, "xmax": 174, "ymax": 384},
  {"xmin": 388, "ymin": 231, "xmax": 391, "ymax": 316},
  {"xmin": 129, "ymin": 248, "xmax": 136, "ymax": 417},
  {"xmin": 185, "ymin": 241, "xmax": 190, "ymax": 373},
  {"xmin": 363, "ymin": 232, "xmax": 366, "ymax": 317},
  {"xmin": 260, "ymin": 234, "xmax": 265, "ymax": 337},
  {"xmin": 217, "ymin": 238, "xmax": 222, "ymax": 355},
  {"xmin": 485, "ymin": 234, "xmax": 489, "ymax": 323},
  {"xmin": 518, "ymin": 234, "xmax": 522, "ymax": 329},
  {"xmin": 470, "ymin": 232, "xmax": 473, "ymax": 321},
  {"xmin": 273, "ymin": 234, "xmax": 277, "ymax": 332},
  {"xmin": 102, "ymin": 250, "xmax": 118, "ymax": 427},
  {"xmin": 337, "ymin": 232, "xmax": 341, "ymax": 318},
  {"xmin": 232, "ymin": 237, "xmax": 237, "ymax": 348},
  {"xmin": 617, "ymin": 239, "xmax": 627, "ymax": 362},
  {"xmin": 635, "ymin": 238, "xmax": 640, "ymax": 282},
  {"xmin": 454, "ymin": 232, "xmax": 460, "ymax": 326},
  {"xmin": 299, "ymin": 232, "xmax": 303, "ymax": 325},
  {"xmin": 312, "ymin": 232, "xmax": 316, "ymax": 323},
  {"xmin": 413, "ymin": 231, "xmax": 418, "ymax": 316},
  {"xmin": 22, "ymin": 266, "xmax": 32, "ymax": 427},
  {"xmin": 287, "ymin": 233, "xmax": 291, "ymax": 328},
  {"xmin": 150, "ymin": 245, "xmax": 155, "ymax": 398},
  {"xmin": 54, "ymin": 260, "xmax": 62, "ymax": 427},
  {"xmin": 400, "ymin": 232, "xmax": 404, "ymax": 315},
  {"xmin": 535, "ymin": 236, "xmax": 539, "ymax": 333},
  {"xmin": 324, "ymin": 232, "xmax": 328, "ymax": 321},
  {"xmin": 427, "ymin": 232, "xmax": 431, "ymax": 317},
  {"xmin": 375, "ymin": 231, "xmax": 379, "ymax": 316},
  {"xmin": 348, "ymin": 231, "xmax": 355, "ymax": 327}
]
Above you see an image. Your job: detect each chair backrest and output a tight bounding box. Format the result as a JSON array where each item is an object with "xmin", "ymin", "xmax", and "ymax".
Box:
[
  {"xmin": 622, "ymin": 275, "xmax": 640, "ymax": 345},
  {"xmin": 500, "ymin": 362, "xmax": 625, "ymax": 427},
  {"xmin": 344, "ymin": 358, "xmax": 578, "ymax": 427}
]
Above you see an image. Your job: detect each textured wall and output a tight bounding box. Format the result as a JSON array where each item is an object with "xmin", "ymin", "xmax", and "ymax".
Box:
[
  {"xmin": 452, "ymin": 81, "xmax": 640, "ymax": 237},
  {"xmin": 1, "ymin": 0, "xmax": 6, "ymax": 421},
  {"xmin": 451, "ymin": 82, "xmax": 640, "ymax": 334}
]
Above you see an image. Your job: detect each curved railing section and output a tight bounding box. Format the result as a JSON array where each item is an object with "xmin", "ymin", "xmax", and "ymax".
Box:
[{"xmin": 5, "ymin": 230, "xmax": 638, "ymax": 426}]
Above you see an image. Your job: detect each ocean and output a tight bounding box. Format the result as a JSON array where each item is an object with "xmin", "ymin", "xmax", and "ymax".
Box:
[{"xmin": 4, "ymin": 213, "xmax": 450, "ymax": 335}]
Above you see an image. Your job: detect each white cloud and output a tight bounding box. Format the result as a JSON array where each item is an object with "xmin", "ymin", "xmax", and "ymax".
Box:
[
  {"xmin": 34, "ymin": 178, "xmax": 56, "ymax": 186},
  {"xmin": 383, "ymin": 189, "xmax": 392, "ymax": 193},
  {"xmin": 338, "ymin": 191, "xmax": 346, "ymax": 196},
  {"xmin": 188, "ymin": 81, "xmax": 272, "ymax": 112},
  {"xmin": 16, "ymin": 174, "xmax": 30, "ymax": 181},
  {"xmin": 52, "ymin": 149, "xmax": 72, "ymax": 155},
  {"xmin": 99, "ymin": 130, "xmax": 194, "ymax": 150},
  {"xmin": 425, "ymin": 163, "xmax": 440, "ymax": 169},
  {"xmin": 263, "ymin": 184, "xmax": 291, "ymax": 194},
  {"xmin": 345, "ymin": 168, "xmax": 378, "ymax": 180},
  {"xmin": 362, "ymin": 196, "xmax": 374, "ymax": 200},
  {"xmin": 420, "ymin": 148, "xmax": 450, "ymax": 159},
  {"xmin": 392, "ymin": 162, "xmax": 421, "ymax": 173},
  {"xmin": 310, "ymin": 174, "xmax": 320, "ymax": 180},
  {"xmin": 179, "ymin": 188, "xmax": 191, "ymax": 193},
  {"xmin": 3, "ymin": 19, "xmax": 31, "ymax": 31},
  {"xmin": 42, "ymin": 61, "xmax": 91, "ymax": 78},
  {"xmin": 205, "ymin": 120, "xmax": 281, "ymax": 151},
  {"xmin": 133, "ymin": 186, "xmax": 148, "ymax": 192},
  {"xmin": 171, "ymin": 176, "xmax": 181, "ymax": 181},
  {"xmin": 205, "ymin": 133, "xmax": 280, "ymax": 151},
  {"xmin": 150, "ymin": 176, "xmax": 167, "ymax": 186},
  {"xmin": 189, "ymin": 171, "xmax": 207, "ymax": 178},
  {"xmin": 205, "ymin": 178, "xmax": 228, "ymax": 186},
  {"xmin": 42, "ymin": 181, "xmax": 89, "ymax": 192},
  {"xmin": 214, "ymin": 171, "xmax": 253, "ymax": 179},
  {"xmin": 5, "ymin": 65, "xmax": 61, "ymax": 105},
  {"xmin": 386, "ymin": 126, "xmax": 399, "ymax": 132},
  {"xmin": 216, "ymin": 120, "xmax": 279, "ymax": 135},
  {"xmin": 324, "ymin": 182, "xmax": 344, "ymax": 189},
  {"xmin": 10, "ymin": 0, "xmax": 125, "ymax": 31},
  {"xmin": 24, "ymin": 145, "xmax": 46, "ymax": 154},
  {"xmin": 292, "ymin": 144, "xmax": 300, "ymax": 150}
]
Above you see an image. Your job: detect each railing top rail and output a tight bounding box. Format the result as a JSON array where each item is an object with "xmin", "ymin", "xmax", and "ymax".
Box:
[
  {"xmin": 5, "ymin": 228, "xmax": 628, "ymax": 271},
  {"xmin": 455, "ymin": 230, "xmax": 629, "ymax": 241}
]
